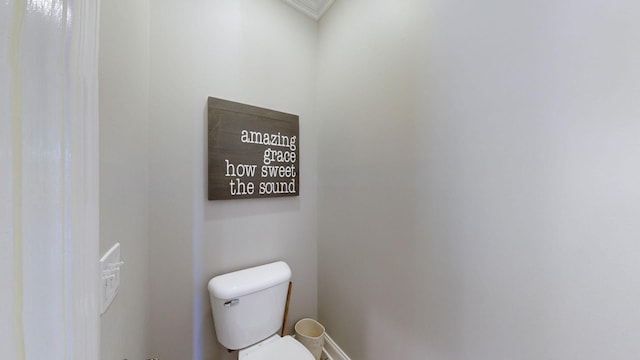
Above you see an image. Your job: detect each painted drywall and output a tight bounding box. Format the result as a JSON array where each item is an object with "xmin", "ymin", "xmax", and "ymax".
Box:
[
  {"xmin": 1, "ymin": 0, "xmax": 100, "ymax": 358},
  {"xmin": 148, "ymin": 1, "xmax": 318, "ymax": 359},
  {"xmin": 317, "ymin": 0, "xmax": 640, "ymax": 359},
  {"xmin": 99, "ymin": 0, "xmax": 151, "ymax": 359}
]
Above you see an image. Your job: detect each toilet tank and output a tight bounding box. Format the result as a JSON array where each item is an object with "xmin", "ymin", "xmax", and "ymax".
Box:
[{"xmin": 208, "ymin": 261, "xmax": 292, "ymax": 350}]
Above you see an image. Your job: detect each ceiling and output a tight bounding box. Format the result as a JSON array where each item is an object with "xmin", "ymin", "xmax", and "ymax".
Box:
[{"xmin": 282, "ymin": 0, "xmax": 335, "ymax": 20}]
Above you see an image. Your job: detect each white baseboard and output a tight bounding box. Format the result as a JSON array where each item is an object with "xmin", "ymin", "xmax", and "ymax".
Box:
[{"xmin": 321, "ymin": 333, "xmax": 351, "ymax": 360}]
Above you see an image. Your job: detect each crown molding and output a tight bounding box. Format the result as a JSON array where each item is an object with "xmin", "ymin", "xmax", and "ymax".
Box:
[{"xmin": 282, "ymin": 0, "xmax": 335, "ymax": 21}]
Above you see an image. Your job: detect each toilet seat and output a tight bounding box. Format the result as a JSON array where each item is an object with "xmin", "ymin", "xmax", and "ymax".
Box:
[{"xmin": 239, "ymin": 335, "xmax": 315, "ymax": 360}]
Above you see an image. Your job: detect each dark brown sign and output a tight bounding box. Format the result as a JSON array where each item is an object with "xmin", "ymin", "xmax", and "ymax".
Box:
[{"xmin": 208, "ymin": 97, "xmax": 299, "ymax": 200}]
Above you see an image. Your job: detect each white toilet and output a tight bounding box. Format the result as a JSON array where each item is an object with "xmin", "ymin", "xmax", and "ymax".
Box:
[{"xmin": 208, "ymin": 261, "xmax": 315, "ymax": 360}]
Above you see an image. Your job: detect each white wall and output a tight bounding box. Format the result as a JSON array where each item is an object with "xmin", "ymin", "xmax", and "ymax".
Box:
[
  {"xmin": 317, "ymin": 0, "xmax": 640, "ymax": 359},
  {"xmin": 148, "ymin": 1, "xmax": 318, "ymax": 359},
  {"xmin": 99, "ymin": 0, "xmax": 151, "ymax": 359}
]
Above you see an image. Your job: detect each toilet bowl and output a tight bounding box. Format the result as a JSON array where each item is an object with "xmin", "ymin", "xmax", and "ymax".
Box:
[
  {"xmin": 239, "ymin": 335, "xmax": 314, "ymax": 360},
  {"xmin": 208, "ymin": 261, "xmax": 315, "ymax": 360}
]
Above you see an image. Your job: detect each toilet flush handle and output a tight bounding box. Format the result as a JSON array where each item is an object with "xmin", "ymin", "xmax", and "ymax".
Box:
[{"xmin": 224, "ymin": 299, "xmax": 239, "ymax": 307}]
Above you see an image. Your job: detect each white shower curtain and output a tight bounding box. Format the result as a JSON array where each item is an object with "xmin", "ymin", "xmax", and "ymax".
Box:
[{"xmin": 1, "ymin": 0, "xmax": 100, "ymax": 358}]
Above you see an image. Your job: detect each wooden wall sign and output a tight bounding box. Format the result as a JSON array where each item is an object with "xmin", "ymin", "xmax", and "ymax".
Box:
[{"xmin": 208, "ymin": 97, "xmax": 299, "ymax": 200}]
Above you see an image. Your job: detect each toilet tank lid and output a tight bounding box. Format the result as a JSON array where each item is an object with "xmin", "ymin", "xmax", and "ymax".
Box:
[{"xmin": 208, "ymin": 261, "xmax": 291, "ymax": 300}]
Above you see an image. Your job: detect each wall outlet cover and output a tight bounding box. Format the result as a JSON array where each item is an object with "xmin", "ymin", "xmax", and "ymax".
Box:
[{"xmin": 99, "ymin": 243, "xmax": 122, "ymax": 315}]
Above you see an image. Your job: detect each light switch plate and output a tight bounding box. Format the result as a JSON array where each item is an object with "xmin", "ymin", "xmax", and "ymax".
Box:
[{"xmin": 99, "ymin": 243, "xmax": 122, "ymax": 315}]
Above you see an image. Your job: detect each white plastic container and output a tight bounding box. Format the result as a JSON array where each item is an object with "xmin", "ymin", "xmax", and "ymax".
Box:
[{"xmin": 294, "ymin": 318, "xmax": 325, "ymax": 360}]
